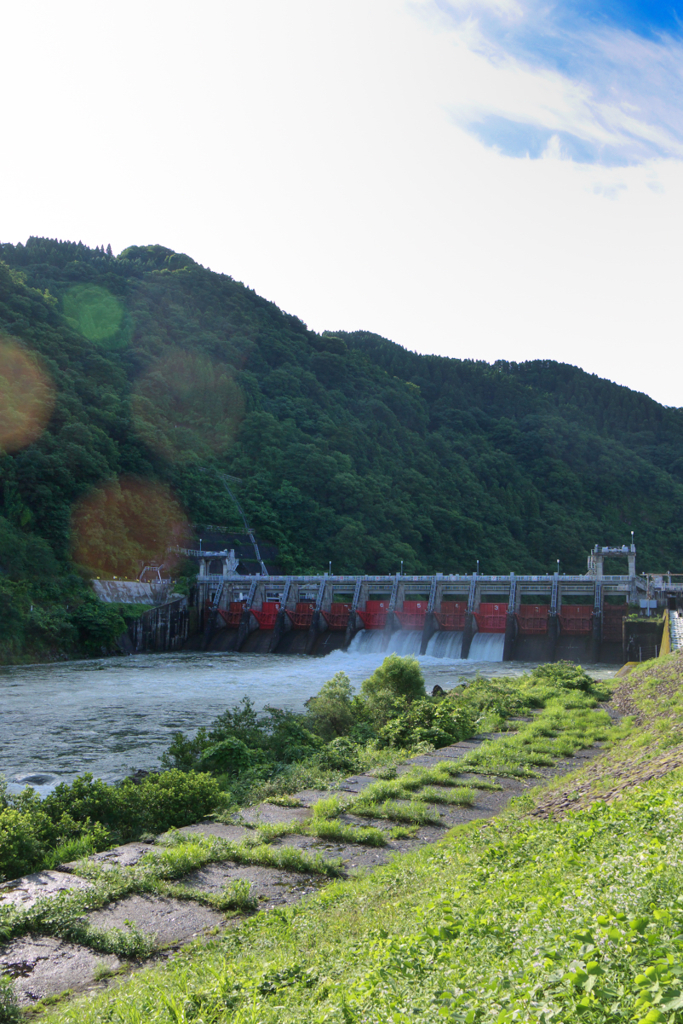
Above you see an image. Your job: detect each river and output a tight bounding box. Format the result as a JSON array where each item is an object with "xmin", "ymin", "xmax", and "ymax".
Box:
[{"xmin": 0, "ymin": 650, "xmax": 618, "ymax": 794}]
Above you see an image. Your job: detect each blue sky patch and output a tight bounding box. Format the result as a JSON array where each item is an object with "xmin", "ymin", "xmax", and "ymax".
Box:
[{"xmin": 560, "ymin": 0, "xmax": 683, "ymax": 40}]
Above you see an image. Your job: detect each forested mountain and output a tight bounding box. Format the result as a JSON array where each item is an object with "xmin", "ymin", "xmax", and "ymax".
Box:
[{"xmin": 0, "ymin": 236, "xmax": 681, "ymax": 659}]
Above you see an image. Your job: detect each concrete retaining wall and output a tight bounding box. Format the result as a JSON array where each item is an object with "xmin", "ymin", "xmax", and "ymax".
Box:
[
  {"xmin": 123, "ymin": 597, "xmax": 189, "ymax": 653},
  {"xmin": 93, "ymin": 581, "xmax": 174, "ymax": 605}
]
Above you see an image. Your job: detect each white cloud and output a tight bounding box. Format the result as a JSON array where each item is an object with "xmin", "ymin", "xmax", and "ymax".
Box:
[{"xmin": 422, "ymin": 0, "xmax": 683, "ymax": 162}]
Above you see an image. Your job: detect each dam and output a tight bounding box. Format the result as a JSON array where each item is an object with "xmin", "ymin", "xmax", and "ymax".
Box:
[{"xmin": 184, "ymin": 543, "xmax": 661, "ymax": 664}]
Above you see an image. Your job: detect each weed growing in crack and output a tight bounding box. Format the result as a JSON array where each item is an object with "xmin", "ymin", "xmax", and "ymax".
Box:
[
  {"xmin": 419, "ymin": 786, "xmax": 476, "ymax": 806},
  {"xmin": 351, "ymin": 798, "xmax": 441, "ymax": 826},
  {"xmin": 198, "ymin": 879, "xmax": 258, "ymax": 913},
  {"xmin": 92, "ymin": 963, "xmax": 116, "ymax": 982},
  {"xmin": 253, "ymin": 822, "xmax": 302, "ymax": 845},
  {"xmin": 387, "ymin": 825, "xmax": 419, "ymax": 839},
  {"xmin": 308, "ymin": 820, "xmax": 387, "ymax": 847},
  {"xmin": 310, "ymin": 796, "xmax": 347, "ymax": 820},
  {"xmin": 78, "ymin": 922, "xmax": 156, "ymax": 960}
]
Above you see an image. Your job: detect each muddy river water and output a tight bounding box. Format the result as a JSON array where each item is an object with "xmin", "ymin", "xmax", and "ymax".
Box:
[{"xmin": 0, "ymin": 649, "xmax": 618, "ymax": 794}]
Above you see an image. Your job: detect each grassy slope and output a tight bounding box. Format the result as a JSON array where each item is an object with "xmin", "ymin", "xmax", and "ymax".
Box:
[{"xmin": 37, "ymin": 655, "xmax": 683, "ymax": 1024}]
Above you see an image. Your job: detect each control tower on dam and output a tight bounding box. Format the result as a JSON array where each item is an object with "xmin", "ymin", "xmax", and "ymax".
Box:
[{"xmin": 192, "ymin": 544, "xmax": 654, "ymax": 664}]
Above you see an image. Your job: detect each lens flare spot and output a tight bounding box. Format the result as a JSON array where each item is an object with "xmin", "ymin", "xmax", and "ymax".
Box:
[
  {"xmin": 0, "ymin": 336, "xmax": 55, "ymax": 453},
  {"xmin": 131, "ymin": 350, "xmax": 245, "ymax": 462},
  {"xmin": 71, "ymin": 477, "xmax": 190, "ymax": 578},
  {"xmin": 63, "ymin": 285, "xmax": 124, "ymax": 344}
]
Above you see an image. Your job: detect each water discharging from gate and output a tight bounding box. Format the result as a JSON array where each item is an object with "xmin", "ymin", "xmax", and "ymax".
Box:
[
  {"xmin": 348, "ymin": 630, "xmax": 423, "ymax": 656},
  {"xmin": 348, "ymin": 629, "xmax": 501, "ymax": 660},
  {"xmin": 425, "ymin": 631, "xmax": 463, "ymax": 659},
  {"xmin": 468, "ymin": 634, "xmax": 505, "ymax": 661}
]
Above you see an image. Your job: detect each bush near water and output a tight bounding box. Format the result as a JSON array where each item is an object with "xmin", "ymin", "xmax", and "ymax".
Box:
[
  {"xmin": 0, "ymin": 657, "xmax": 607, "ymax": 881},
  {"xmin": 0, "ymin": 770, "xmax": 220, "ymax": 882}
]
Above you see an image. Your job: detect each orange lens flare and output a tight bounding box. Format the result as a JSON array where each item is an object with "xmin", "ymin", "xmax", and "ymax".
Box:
[
  {"xmin": 71, "ymin": 477, "xmax": 190, "ymax": 578},
  {"xmin": 131, "ymin": 350, "xmax": 245, "ymax": 462},
  {"xmin": 0, "ymin": 336, "xmax": 54, "ymax": 453}
]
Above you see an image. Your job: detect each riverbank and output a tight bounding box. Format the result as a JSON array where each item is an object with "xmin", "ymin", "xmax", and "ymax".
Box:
[
  {"xmin": 0, "ymin": 659, "xmax": 639, "ymax": 1017},
  {"xmin": 0, "ymin": 650, "xmax": 619, "ymax": 794},
  {"xmin": 0, "ymin": 659, "xmax": 611, "ymax": 883}
]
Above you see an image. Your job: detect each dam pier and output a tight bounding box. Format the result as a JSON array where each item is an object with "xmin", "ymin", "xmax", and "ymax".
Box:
[{"xmin": 188, "ymin": 544, "xmax": 656, "ymax": 664}]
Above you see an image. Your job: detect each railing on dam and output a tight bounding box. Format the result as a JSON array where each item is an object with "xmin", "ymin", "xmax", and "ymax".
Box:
[{"xmin": 196, "ymin": 573, "xmax": 641, "ymax": 586}]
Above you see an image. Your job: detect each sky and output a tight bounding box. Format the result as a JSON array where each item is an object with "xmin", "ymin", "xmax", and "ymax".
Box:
[{"xmin": 2, "ymin": 0, "xmax": 683, "ymax": 406}]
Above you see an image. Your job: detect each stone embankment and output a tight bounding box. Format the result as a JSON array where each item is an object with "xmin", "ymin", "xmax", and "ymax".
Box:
[{"xmin": 0, "ymin": 727, "xmax": 609, "ymax": 1012}]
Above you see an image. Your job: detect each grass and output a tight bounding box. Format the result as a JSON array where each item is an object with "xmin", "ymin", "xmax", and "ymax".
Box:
[
  {"xmin": 167, "ymin": 878, "xmax": 258, "ymax": 913},
  {"xmin": 418, "ymin": 785, "xmax": 476, "ymax": 806},
  {"xmin": 307, "ymin": 819, "xmax": 388, "ymax": 847},
  {"xmin": 229, "ymin": 742, "xmax": 421, "ymax": 808},
  {"xmin": 251, "ymin": 822, "xmax": 300, "ymax": 844},
  {"xmin": 454, "ymin": 701, "xmax": 612, "ymax": 778},
  {"xmin": 310, "ymin": 795, "xmax": 347, "ymax": 820},
  {"xmin": 350, "ymin": 796, "xmax": 441, "ymax": 825},
  {"xmin": 403, "ymin": 762, "xmax": 503, "ymax": 790},
  {"xmin": 387, "ymin": 825, "xmax": 419, "ymax": 839},
  {"xmin": 35, "ymin": 763, "xmax": 683, "ymax": 1023},
  {"xmin": 43, "ymin": 834, "xmax": 103, "ymax": 870}
]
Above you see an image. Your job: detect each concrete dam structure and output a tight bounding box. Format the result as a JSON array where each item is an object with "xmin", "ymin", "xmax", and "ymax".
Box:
[{"xmin": 193, "ymin": 544, "xmax": 650, "ymax": 664}]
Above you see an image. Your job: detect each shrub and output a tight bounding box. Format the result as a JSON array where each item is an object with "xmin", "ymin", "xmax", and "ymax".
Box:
[
  {"xmin": 71, "ymin": 598, "xmax": 127, "ymax": 654},
  {"xmin": 528, "ymin": 661, "xmax": 594, "ymax": 692},
  {"xmin": 161, "ymin": 727, "xmax": 210, "ymax": 771},
  {"xmin": 197, "ymin": 736, "xmax": 256, "ymax": 775},
  {"xmin": 207, "ymin": 698, "xmax": 264, "ymax": 749},
  {"xmin": 0, "ymin": 806, "xmax": 49, "ymax": 881},
  {"xmin": 378, "ymin": 696, "xmax": 475, "ymax": 749},
  {"xmin": 260, "ymin": 708, "xmax": 324, "ymax": 762},
  {"xmin": 0, "ymin": 975, "xmax": 19, "ymax": 1024},
  {"xmin": 361, "ymin": 655, "xmax": 426, "ymax": 705},
  {"xmin": 190, "ymin": 698, "xmax": 324, "ymax": 766},
  {"xmin": 40, "ymin": 770, "xmax": 220, "ymax": 845},
  {"xmin": 318, "ymin": 736, "xmax": 362, "ymax": 771},
  {"xmin": 0, "ymin": 769, "xmax": 221, "ymax": 879},
  {"xmin": 306, "ymin": 671, "xmax": 355, "ymax": 738}
]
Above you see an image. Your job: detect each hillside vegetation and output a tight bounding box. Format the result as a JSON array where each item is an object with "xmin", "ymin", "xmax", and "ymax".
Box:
[{"xmin": 1, "ymin": 237, "xmax": 682, "ymax": 659}]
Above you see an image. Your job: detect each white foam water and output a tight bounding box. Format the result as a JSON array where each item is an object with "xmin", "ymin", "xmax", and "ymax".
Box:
[
  {"xmin": 468, "ymin": 633, "xmax": 505, "ymax": 661},
  {"xmin": 348, "ymin": 630, "xmax": 423, "ymax": 656},
  {"xmin": 425, "ymin": 631, "xmax": 464, "ymax": 659},
  {"xmin": 347, "ymin": 630, "xmax": 386, "ymax": 654}
]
